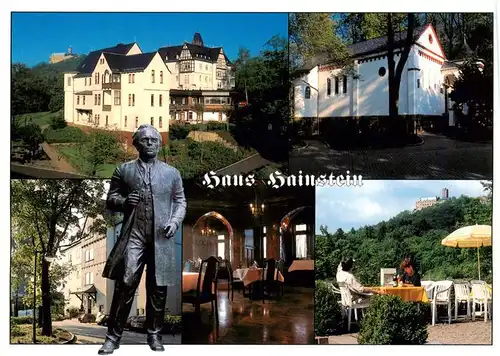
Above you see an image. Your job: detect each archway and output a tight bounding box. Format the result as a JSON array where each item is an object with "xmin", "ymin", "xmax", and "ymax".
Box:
[
  {"xmin": 279, "ymin": 206, "xmax": 313, "ymax": 262},
  {"xmin": 191, "ymin": 211, "xmax": 234, "ymax": 263}
]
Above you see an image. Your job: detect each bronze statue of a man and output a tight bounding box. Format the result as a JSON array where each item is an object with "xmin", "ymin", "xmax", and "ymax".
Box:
[{"xmin": 99, "ymin": 125, "xmax": 186, "ymax": 354}]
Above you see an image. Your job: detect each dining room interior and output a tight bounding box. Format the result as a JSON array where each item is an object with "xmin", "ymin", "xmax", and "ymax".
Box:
[{"xmin": 181, "ymin": 181, "xmax": 315, "ymax": 344}]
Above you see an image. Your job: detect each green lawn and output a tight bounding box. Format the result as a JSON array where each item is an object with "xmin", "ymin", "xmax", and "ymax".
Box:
[
  {"xmin": 14, "ymin": 111, "xmax": 60, "ymax": 129},
  {"xmin": 56, "ymin": 145, "xmax": 117, "ymax": 178}
]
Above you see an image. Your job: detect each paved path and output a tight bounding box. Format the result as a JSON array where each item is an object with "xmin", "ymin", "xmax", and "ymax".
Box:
[
  {"xmin": 325, "ymin": 320, "xmax": 491, "ymax": 344},
  {"xmin": 290, "ymin": 133, "xmax": 492, "ymax": 179},
  {"xmin": 215, "ymin": 153, "xmax": 273, "ymax": 175},
  {"xmin": 41, "ymin": 142, "xmax": 78, "ymax": 173},
  {"xmin": 53, "ymin": 320, "xmax": 180, "ymax": 345}
]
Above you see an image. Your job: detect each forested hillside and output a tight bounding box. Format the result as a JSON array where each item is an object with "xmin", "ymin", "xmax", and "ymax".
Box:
[
  {"xmin": 316, "ymin": 183, "xmax": 492, "ymax": 284},
  {"xmin": 11, "ymin": 55, "xmax": 85, "ymax": 116}
]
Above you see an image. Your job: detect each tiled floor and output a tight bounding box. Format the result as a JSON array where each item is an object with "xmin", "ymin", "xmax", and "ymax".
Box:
[{"xmin": 182, "ymin": 286, "xmax": 314, "ymax": 344}]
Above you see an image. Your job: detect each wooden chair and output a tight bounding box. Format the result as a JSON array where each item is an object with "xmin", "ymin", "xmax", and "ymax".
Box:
[
  {"xmin": 262, "ymin": 259, "xmax": 278, "ymax": 302},
  {"xmin": 182, "ymin": 256, "xmax": 219, "ymax": 322},
  {"xmin": 225, "ymin": 259, "xmax": 244, "ymax": 302}
]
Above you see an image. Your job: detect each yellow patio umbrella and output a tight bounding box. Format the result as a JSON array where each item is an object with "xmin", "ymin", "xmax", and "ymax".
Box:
[{"xmin": 441, "ymin": 225, "xmax": 492, "ymax": 280}]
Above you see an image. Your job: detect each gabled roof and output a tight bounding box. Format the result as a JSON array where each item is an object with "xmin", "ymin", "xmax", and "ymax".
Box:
[
  {"xmin": 75, "ymin": 42, "xmax": 136, "ymax": 75},
  {"xmin": 293, "ymin": 25, "xmax": 433, "ymax": 76},
  {"xmin": 347, "ymin": 26, "xmax": 427, "ymax": 57},
  {"xmin": 158, "ymin": 43, "xmax": 233, "ymax": 65},
  {"xmin": 103, "ymin": 52, "xmax": 157, "ymax": 73}
]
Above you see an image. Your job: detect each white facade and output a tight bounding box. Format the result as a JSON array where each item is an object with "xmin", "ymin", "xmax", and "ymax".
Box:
[{"xmin": 293, "ymin": 25, "xmax": 449, "ymax": 119}]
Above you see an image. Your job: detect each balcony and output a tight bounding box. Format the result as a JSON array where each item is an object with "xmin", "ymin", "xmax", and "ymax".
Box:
[
  {"xmin": 102, "ymin": 105, "xmax": 112, "ymax": 112},
  {"xmin": 102, "ymin": 82, "xmax": 121, "ymax": 90}
]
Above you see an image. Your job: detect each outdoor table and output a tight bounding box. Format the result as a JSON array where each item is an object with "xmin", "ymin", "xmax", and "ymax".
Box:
[
  {"xmin": 371, "ymin": 286, "xmax": 429, "ymax": 302},
  {"xmin": 288, "ymin": 259, "xmax": 314, "ymax": 272}
]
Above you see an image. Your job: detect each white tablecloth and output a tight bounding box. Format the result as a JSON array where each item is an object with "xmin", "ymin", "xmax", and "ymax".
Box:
[
  {"xmin": 288, "ymin": 260, "xmax": 314, "ymax": 272},
  {"xmin": 234, "ymin": 268, "xmax": 284, "ymax": 286}
]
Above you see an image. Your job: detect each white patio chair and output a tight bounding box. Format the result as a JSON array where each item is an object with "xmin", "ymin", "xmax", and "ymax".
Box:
[
  {"xmin": 430, "ymin": 280, "xmax": 453, "ymax": 325},
  {"xmin": 471, "ymin": 283, "xmax": 491, "ymax": 322},
  {"xmin": 338, "ymin": 282, "xmax": 371, "ymax": 332},
  {"xmin": 421, "ymin": 280, "xmax": 435, "ymax": 300},
  {"xmin": 453, "ymin": 283, "xmax": 471, "ymax": 320},
  {"xmin": 470, "ymin": 280, "xmax": 486, "ymax": 285}
]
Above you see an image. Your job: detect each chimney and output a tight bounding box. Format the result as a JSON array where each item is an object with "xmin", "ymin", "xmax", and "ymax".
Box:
[{"xmin": 441, "ymin": 188, "xmax": 449, "ymax": 200}]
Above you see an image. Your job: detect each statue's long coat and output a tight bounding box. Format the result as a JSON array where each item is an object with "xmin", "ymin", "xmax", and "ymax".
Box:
[{"xmin": 102, "ymin": 159, "xmax": 186, "ymax": 287}]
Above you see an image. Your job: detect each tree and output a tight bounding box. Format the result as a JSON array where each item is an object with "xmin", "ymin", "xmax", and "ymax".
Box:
[
  {"xmin": 234, "ymin": 47, "xmax": 251, "ymax": 102},
  {"xmin": 81, "ymin": 127, "xmax": 125, "ymax": 176},
  {"xmin": 11, "ymin": 179, "xmax": 108, "ymax": 336},
  {"xmin": 387, "ymin": 13, "xmax": 415, "ymax": 122},
  {"xmin": 289, "ymin": 13, "xmax": 350, "ymax": 71}
]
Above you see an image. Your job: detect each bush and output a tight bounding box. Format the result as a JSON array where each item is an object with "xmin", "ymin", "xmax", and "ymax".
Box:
[
  {"xmin": 169, "ymin": 124, "xmax": 192, "ymax": 140},
  {"xmin": 10, "ymin": 325, "xmax": 26, "ymax": 337},
  {"xmin": 44, "ymin": 126, "xmax": 87, "ymax": 143},
  {"xmin": 358, "ymin": 295, "xmax": 428, "ymax": 345},
  {"xmin": 206, "ymin": 122, "xmax": 228, "ymax": 131},
  {"xmin": 49, "ymin": 112, "xmax": 67, "ymax": 129},
  {"xmin": 67, "ymin": 307, "xmax": 80, "ymax": 318},
  {"xmin": 11, "ymin": 316, "xmax": 33, "ymax": 325},
  {"xmin": 315, "ymin": 280, "xmax": 344, "ymax": 336}
]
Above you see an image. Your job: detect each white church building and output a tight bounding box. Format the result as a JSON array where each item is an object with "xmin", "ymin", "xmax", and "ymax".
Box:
[{"xmin": 293, "ymin": 24, "xmax": 463, "ymax": 126}]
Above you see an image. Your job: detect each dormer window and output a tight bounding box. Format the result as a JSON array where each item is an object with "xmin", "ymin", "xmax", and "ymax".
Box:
[{"xmin": 151, "ymin": 70, "xmax": 155, "ymax": 83}]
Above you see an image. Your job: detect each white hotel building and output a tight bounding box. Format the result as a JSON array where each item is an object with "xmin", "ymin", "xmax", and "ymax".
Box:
[{"xmin": 64, "ymin": 33, "xmax": 235, "ymax": 145}]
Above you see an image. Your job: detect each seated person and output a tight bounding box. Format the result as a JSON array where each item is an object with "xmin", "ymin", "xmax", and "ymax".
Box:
[
  {"xmin": 336, "ymin": 258, "xmax": 380, "ymax": 296},
  {"xmin": 400, "ymin": 257, "xmax": 421, "ymax": 287}
]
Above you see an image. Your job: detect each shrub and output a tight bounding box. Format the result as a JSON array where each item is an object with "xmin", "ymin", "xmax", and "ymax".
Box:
[
  {"xmin": 11, "ymin": 316, "xmax": 33, "ymax": 325},
  {"xmin": 49, "ymin": 112, "xmax": 67, "ymax": 129},
  {"xmin": 358, "ymin": 295, "xmax": 428, "ymax": 345},
  {"xmin": 10, "ymin": 325, "xmax": 26, "ymax": 337},
  {"xmin": 169, "ymin": 124, "xmax": 191, "ymax": 140},
  {"xmin": 206, "ymin": 122, "xmax": 228, "ymax": 131},
  {"xmin": 315, "ymin": 280, "xmax": 344, "ymax": 336},
  {"xmin": 67, "ymin": 307, "xmax": 80, "ymax": 318},
  {"xmin": 44, "ymin": 126, "xmax": 87, "ymax": 143}
]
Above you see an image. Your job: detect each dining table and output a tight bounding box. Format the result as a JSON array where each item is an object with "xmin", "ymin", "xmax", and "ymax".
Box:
[{"xmin": 371, "ymin": 286, "xmax": 429, "ymax": 302}]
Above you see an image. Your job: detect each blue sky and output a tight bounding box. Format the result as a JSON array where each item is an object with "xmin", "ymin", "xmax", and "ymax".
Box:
[
  {"xmin": 11, "ymin": 13, "xmax": 288, "ymax": 67},
  {"xmin": 316, "ymin": 180, "xmax": 487, "ymax": 233}
]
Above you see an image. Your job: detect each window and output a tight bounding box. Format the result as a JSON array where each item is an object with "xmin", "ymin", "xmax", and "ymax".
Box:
[
  {"xmin": 188, "ymin": 112, "xmax": 193, "ymax": 121},
  {"xmin": 128, "ymin": 94, "xmax": 132, "ymax": 106},
  {"xmin": 99, "ymin": 305, "xmax": 104, "ymax": 313},
  {"xmin": 159, "ymin": 117, "xmax": 162, "ymax": 128},
  {"xmin": 89, "ymin": 249, "xmax": 94, "ymax": 260},
  {"xmin": 304, "ymin": 87, "xmax": 311, "ymax": 99},
  {"xmin": 327, "ymin": 78, "xmax": 331, "ymax": 96},
  {"xmin": 378, "ymin": 67, "xmax": 386, "ymax": 77},
  {"xmin": 77, "ymin": 96, "xmax": 80, "ymax": 105},
  {"xmin": 205, "ymin": 65, "xmax": 208, "ymax": 71},
  {"xmin": 67, "ymin": 77, "xmax": 71, "ymax": 86},
  {"xmin": 85, "ymin": 272, "xmax": 93, "ymax": 285},
  {"xmin": 98, "ymin": 94, "xmax": 101, "ymax": 105},
  {"xmin": 335, "ymin": 77, "xmax": 339, "ymax": 94},
  {"xmin": 135, "ymin": 117, "xmax": 138, "ymax": 128},
  {"xmin": 128, "ymin": 74, "xmax": 132, "ymax": 83},
  {"xmin": 262, "ymin": 226, "xmax": 267, "ymax": 258},
  {"xmin": 82, "ymin": 96, "xmax": 86, "ymax": 105},
  {"xmin": 112, "ymin": 74, "xmax": 120, "ymax": 83},
  {"xmin": 114, "ymin": 90, "xmax": 121, "ymax": 105},
  {"xmin": 343, "ymin": 75, "xmax": 347, "ymax": 93},
  {"xmin": 132, "ymin": 74, "xmax": 135, "ymax": 83},
  {"xmin": 182, "ymin": 97, "xmax": 186, "ymax": 105},
  {"xmin": 151, "ymin": 70, "xmax": 155, "ymax": 83},
  {"xmin": 97, "ymin": 114, "xmax": 100, "ymax": 125},
  {"xmin": 417, "ymin": 79, "xmax": 420, "ymax": 88},
  {"xmin": 151, "ymin": 117, "xmax": 154, "ymax": 126},
  {"xmin": 295, "ymin": 234, "xmax": 307, "ymax": 258},
  {"xmin": 94, "ymin": 94, "xmax": 97, "ymax": 105},
  {"xmin": 105, "ymin": 116, "xmax": 108, "ymax": 126},
  {"xmin": 89, "ymin": 77, "xmax": 92, "ymax": 86},
  {"xmin": 296, "ymin": 224, "xmax": 307, "ymax": 232},
  {"xmin": 85, "ymin": 78, "xmax": 87, "ymax": 86},
  {"xmin": 132, "ymin": 94, "xmax": 135, "ymax": 106},
  {"xmin": 160, "ymin": 71, "xmax": 163, "ymax": 84},
  {"xmin": 95, "ymin": 72, "xmax": 99, "ymax": 84},
  {"xmin": 151, "ymin": 94, "xmax": 154, "ymax": 107},
  {"xmin": 217, "ymin": 235, "xmax": 225, "ymax": 259},
  {"xmin": 159, "ymin": 94, "xmax": 163, "ymax": 107},
  {"xmin": 124, "ymin": 116, "xmax": 128, "ymax": 127}
]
